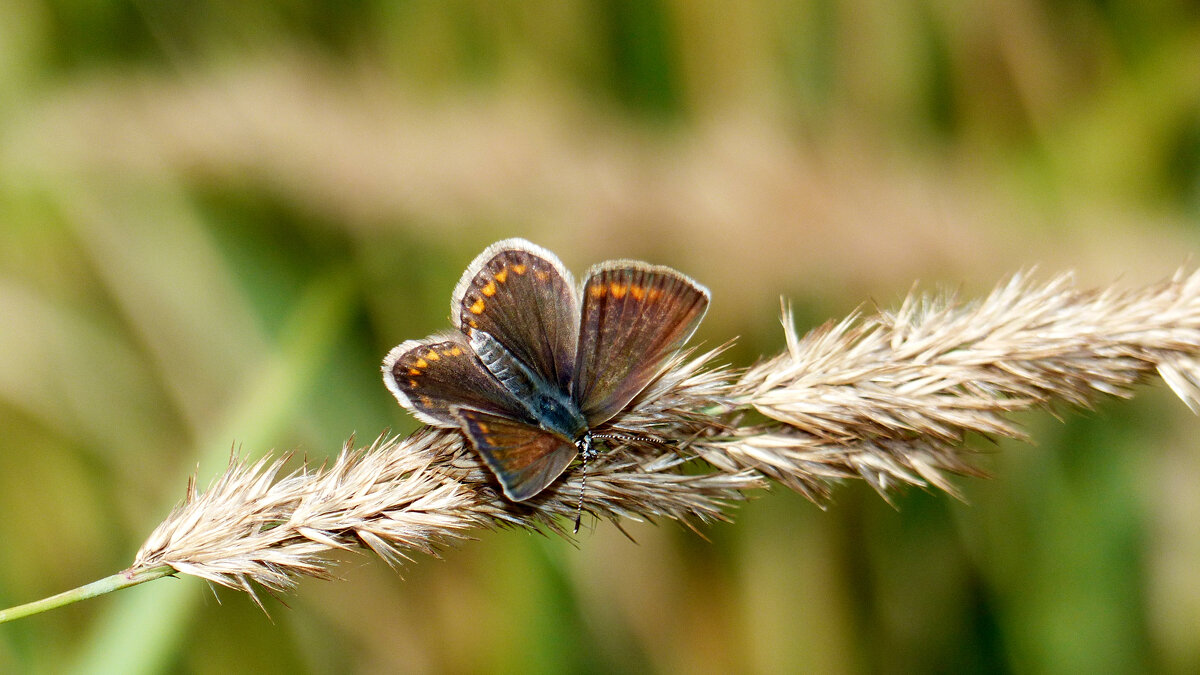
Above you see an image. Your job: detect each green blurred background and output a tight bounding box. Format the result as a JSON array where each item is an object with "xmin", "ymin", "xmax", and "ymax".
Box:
[{"xmin": 1, "ymin": 1, "xmax": 1198, "ymax": 673}]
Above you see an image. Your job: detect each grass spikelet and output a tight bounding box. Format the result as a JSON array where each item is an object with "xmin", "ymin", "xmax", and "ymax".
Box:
[{"xmin": 124, "ymin": 269, "xmax": 1200, "ymax": 598}]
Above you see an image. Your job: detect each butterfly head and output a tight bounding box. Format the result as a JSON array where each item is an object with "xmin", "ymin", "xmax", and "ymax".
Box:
[{"xmin": 575, "ymin": 431, "xmax": 597, "ymax": 461}]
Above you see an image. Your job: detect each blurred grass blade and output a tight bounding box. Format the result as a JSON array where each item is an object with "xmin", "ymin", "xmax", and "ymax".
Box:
[
  {"xmin": 65, "ymin": 183, "xmax": 270, "ymax": 431},
  {"xmin": 67, "ymin": 270, "xmax": 356, "ymax": 675}
]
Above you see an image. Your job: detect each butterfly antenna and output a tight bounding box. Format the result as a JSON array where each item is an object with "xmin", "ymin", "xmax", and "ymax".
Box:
[{"xmin": 573, "ymin": 451, "xmax": 589, "ymax": 534}]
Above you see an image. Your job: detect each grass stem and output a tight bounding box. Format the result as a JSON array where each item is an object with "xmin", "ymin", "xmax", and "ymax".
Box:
[{"xmin": 0, "ymin": 566, "xmax": 174, "ymax": 624}]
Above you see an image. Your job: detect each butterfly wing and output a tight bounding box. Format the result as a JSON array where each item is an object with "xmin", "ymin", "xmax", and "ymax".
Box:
[
  {"xmin": 457, "ymin": 408, "xmax": 578, "ymax": 501},
  {"xmin": 452, "ymin": 239, "xmax": 579, "ymax": 393},
  {"xmin": 382, "ymin": 334, "xmax": 534, "ymax": 428},
  {"xmin": 573, "ymin": 261, "xmax": 710, "ymax": 426}
]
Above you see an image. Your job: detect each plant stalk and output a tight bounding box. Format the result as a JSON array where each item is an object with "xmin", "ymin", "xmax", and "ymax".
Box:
[{"xmin": 0, "ymin": 565, "xmax": 175, "ymax": 624}]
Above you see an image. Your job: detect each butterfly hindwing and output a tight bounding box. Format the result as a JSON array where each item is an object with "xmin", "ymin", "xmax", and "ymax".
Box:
[
  {"xmin": 382, "ymin": 334, "xmax": 534, "ymax": 428},
  {"xmin": 573, "ymin": 261, "xmax": 710, "ymax": 426},
  {"xmin": 456, "ymin": 408, "xmax": 579, "ymax": 501},
  {"xmin": 452, "ymin": 239, "xmax": 579, "ymax": 393}
]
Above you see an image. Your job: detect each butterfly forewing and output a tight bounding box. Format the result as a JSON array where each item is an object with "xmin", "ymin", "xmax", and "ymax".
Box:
[
  {"xmin": 382, "ymin": 335, "xmax": 535, "ymax": 428},
  {"xmin": 573, "ymin": 262, "xmax": 710, "ymax": 425},
  {"xmin": 452, "ymin": 239, "xmax": 579, "ymax": 393},
  {"xmin": 457, "ymin": 408, "xmax": 579, "ymax": 501}
]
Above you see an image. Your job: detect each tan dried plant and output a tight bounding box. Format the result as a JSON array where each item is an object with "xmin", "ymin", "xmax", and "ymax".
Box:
[{"xmin": 4, "ymin": 269, "xmax": 1200, "ymax": 621}]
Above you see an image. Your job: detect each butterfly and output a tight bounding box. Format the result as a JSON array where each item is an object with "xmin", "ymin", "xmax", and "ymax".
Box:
[{"xmin": 382, "ymin": 238, "xmax": 709, "ymax": 506}]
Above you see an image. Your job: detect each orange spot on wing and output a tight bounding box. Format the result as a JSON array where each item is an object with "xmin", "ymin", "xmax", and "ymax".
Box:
[
  {"xmin": 419, "ymin": 395, "xmax": 433, "ymax": 407},
  {"xmin": 425, "ymin": 350, "xmax": 440, "ymax": 361},
  {"xmin": 415, "ymin": 358, "xmax": 428, "ymax": 368},
  {"xmin": 589, "ymin": 284, "xmax": 607, "ymax": 298},
  {"xmin": 610, "ymin": 283, "xmax": 627, "ymax": 298},
  {"xmin": 495, "ymin": 269, "xmax": 508, "ymax": 283},
  {"xmin": 512, "ymin": 264, "xmax": 527, "ymax": 275},
  {"xmin": 648, "ymin": 288, "xmax": 662, "ymax": 300},
  {"xmin": 469, "ymin": 298, "xmax": 486, "ymax": 314},
  {"xmin": 481, "ymin": 281, "xmax": 497, "ymax": 297},
  {"xmin": 630, "ymin": 285, "xmax": 645, "ymax": 300},
  {"xmin": 535, "ymin": 270, "xmax": 548, "ymax": 281},
  {"xmin": 408, "ymin": 368, "xmax": 422, "ymax": 376},
  {"xmin": 448, "ymin": 346, "xmax": 463, "ymax": 356},
  {"xmin": 477, "ymin": 422, "xmax": 490, "ymax": 434},
  {"xmin": 408, "ymin": 379, "xmax": 419, "ymax": 388},
  {"xmin": 468, "ymin": 319, "xmax": 479, "ymax": 328}
]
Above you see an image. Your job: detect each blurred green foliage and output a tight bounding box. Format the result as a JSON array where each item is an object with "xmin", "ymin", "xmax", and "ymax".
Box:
[{"xmin": 1, "ymin": 1, "xmax": 1199, "ymax": 673}]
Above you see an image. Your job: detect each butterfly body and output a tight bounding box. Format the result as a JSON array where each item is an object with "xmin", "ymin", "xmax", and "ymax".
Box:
[
  {"xmin": 468, "ymin": 329, "xmax": 589, "ymax": 441},
  {"xmin": 383, "ymin": 239, "xmax": 708, "ymax": 502}
]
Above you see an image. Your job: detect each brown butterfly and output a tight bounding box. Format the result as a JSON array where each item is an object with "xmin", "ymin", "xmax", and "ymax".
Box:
[{"xmin": 382, "ymin": 239, "xmax": 709, "ymax": 504}]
